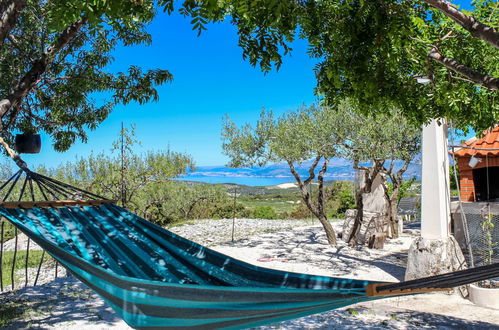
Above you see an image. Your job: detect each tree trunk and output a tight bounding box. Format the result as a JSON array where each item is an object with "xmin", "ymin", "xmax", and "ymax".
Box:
[
  {"xmin": 387, "ymin": 186, "xmax": 400, "ymax": 238},
  {"xmin": 318, "ymin": 214, "xmax": 337, "ymax": 245},
  {"xmin": 347, "ymin": 162, "xmax": 383, "ymax": 245},
  {"xmin": 347, "ymin": 188, "xmax": 364, "ymax": 245},
  {"xmin": 287, "ymin": 158, "xmax": 337, "ymax": 245}
]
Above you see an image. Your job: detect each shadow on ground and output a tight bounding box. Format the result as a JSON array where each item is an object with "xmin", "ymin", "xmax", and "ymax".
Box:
[
  {"xmin": 219, "ymin": 225, "xmax": 411, "ymax": 281},
  {"xmin": 0, "ymin": 276, "xmax": 126, "ymax": 330},
  {"xmin": 254, "ymin": 305, "xmax": 499, "ymax": 329}
]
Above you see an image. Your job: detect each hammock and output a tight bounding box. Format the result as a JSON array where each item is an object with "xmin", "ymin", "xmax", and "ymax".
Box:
[{"xmin": 0, "ymin": 165, "xmax": 498, "ymax": 329}]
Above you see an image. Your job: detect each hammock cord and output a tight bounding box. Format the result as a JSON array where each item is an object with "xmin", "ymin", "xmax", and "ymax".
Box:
[
  {"xmin": 377, "ymin": 262, "xmax": 499, "ymax": 293},
  {"xmin": 0, "ymin": 137, "xmax": 106, "ymax": 202},
  {"xmin": 448, "ymin": 124, "xmax": 474, "ymax": 267}
]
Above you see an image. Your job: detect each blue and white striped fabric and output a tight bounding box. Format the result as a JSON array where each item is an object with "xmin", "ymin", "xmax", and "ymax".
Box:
[{"xmin": 0, "ymin": 204, "xmax": 377, "ymax": 329}]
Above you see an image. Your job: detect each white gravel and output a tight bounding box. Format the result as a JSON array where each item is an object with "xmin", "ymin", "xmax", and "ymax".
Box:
[
  {"xmin": 0, "ymin": 218, "xmax": 497, "ymax": 329},
  {"xmin": 168, "ymin": 218, "xmax": 316, "ymax": 246}
]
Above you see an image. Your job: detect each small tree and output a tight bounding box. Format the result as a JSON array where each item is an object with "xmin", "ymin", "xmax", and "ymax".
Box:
[
  {"xmin": 341, "ymin": 104, "xmax": 420, "ymax": 243},
  {"xmin": 222, "ymin": 106, "xmax": 350, "ymax": 245},
  {"xmin": 47, "ymin": 124, "xmax": 195, "ymax": 221}
]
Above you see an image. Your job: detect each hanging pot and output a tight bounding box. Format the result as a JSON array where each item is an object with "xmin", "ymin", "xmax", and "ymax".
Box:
[{"xmin": 15, "ymin": 134, "xmax": 41, "ymax": 154}]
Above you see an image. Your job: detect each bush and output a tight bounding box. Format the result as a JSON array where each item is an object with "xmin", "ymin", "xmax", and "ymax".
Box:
[
  {"xmin": 289, "ymin": 204, "xmax": 314, "ymax": 219},
  {"xmin": 209, "ymin": 202, "xmax": 251, "ymax": 219},
  {"xmin": 252, "ymin": 206, "xmax": 278, "ymax": 219},
  {"xmin": 327, "ymin": 181, "xmax": 355, "ymax": 218},
  {"xmin": 0, "ymin": 220, "xmax": 17, "ymax": 242}
]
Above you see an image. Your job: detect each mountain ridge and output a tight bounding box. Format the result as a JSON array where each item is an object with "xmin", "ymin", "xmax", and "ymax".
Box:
[{"xmin": 181, "ymin": 158, "xmax": 421, "ymax": 181}]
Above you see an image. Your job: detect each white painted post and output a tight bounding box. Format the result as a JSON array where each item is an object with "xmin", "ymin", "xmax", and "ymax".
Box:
[{"xmin": 421, "ymin": 119, "xmax": 451, "ymax": 239}]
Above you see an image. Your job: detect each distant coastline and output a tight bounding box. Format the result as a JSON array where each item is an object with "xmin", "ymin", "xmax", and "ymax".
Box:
[
  {"xmin": 175, "ymin": 175, "xmax": 337, "ymax": 187},
  {"xmin": 176, "ymin": 159, "xmax": 421, "ymax": 187}
]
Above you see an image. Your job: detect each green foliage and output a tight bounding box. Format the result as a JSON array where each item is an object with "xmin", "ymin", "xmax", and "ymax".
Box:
[
  {"xmin": 251, "ymin": 206, "xmax": 278, "ymax": 220},
  {"xmin": 0, "ymin": 220, "xmax": 17, "ymax": 243},
  {"xmin": 1, "ymin": 1, "xmax": 171, "ymax": 151},
  {"xmin": 385, "ymin": 177, "xmax": 418, "ymax": 203},
  {"xmin": 208, "ymin": 200, "xmax": 250, "ymax": 219},
  {"xmin": 0, "ymin": 300, "xmax": 25, "ymax": 328},
  {"xmin": 42, "ymin": 125, "xmax": 248, "ymax": 225},
  {"xmin": 223, "ymin": 102, "xmax": 419, "ymax": 169},
  {"xmin": 134, "ymin": 181, "xmax": 249, "ymax": 225},
  {"xmin": 1, "ymin": 250, "xmax": 50, "ymax": 288},
  {"xmin": 480, "ymin": 213, "xmax": 498, "ymax": 265},
  {"xmin": 326, "ymin": 181, "xmax": 356, "ymax": 218},
  {"xmin": 289, "ymin": 204, "xmax": 314, "ymax": 220},
  {"xmin": 176, "ymin": 0, "xmax": 498, "ymax": 132}
]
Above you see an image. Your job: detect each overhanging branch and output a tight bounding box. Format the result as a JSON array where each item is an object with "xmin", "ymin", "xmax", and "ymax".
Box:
[
  {"xmin": 429, "ymin": 47, "xmax": 499, "ymax": 90},
  {"xmin": 422, "ymin": 0, "xmax": 499, "ymax": 49},
  {"xmin": 0, "ymin": 18, "xmax": 86, "ymax": 128}
]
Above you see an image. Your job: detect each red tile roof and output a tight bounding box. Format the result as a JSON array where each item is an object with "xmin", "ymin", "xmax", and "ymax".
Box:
[{"xmin": 454, "ymin": 126, "xmax": 499, "ymax": 157}]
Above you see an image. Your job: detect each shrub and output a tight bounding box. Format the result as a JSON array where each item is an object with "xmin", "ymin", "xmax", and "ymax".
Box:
[
  {"xmin": 252, "ymin": 206, "xmax": 278, "ymax": 219},
  {"xmin": 289, "ymin": 204, "xmax": 314, "ymax": 219},
  {"xmin": 327, "ymin": 181, "xmax": 355, "ymax": 218}
]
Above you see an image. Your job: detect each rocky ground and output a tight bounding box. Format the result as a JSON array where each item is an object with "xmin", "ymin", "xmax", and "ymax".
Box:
[{"xmin": 0, "ymin": 218, "xmax": 497, "ymax": 329}]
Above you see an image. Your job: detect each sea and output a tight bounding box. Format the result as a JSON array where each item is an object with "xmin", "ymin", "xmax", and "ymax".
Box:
[{"xmin": 176, "ymin": 174, "xmax": 307, "ymax": 186}]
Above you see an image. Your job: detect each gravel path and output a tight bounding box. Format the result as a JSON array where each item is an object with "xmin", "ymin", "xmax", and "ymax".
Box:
[
  {"xmin": 168, "ymin": 218, "xmax": 316, "ymax": 246},
  {"xmin": 0, "ymin": 218, "xmax": 497, "ymax": 329}
]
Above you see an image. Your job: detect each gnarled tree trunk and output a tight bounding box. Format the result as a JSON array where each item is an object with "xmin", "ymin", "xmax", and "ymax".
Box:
[{"xmin": 287, "ymin": 157, "xmax": 337, "ymax": 245}]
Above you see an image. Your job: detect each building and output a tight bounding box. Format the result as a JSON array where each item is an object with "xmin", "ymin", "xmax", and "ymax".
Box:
[{"xmin": 453, "ymin": 126, "xmax": 499, "ymax": 202}]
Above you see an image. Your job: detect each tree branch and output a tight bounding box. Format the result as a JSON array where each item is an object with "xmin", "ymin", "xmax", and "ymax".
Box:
[
  {"xmin": 429, "ymin": 47, "xmax": 499, "ymax": 90},
  {"xmin": 422, "ymin": 0, "xmax": 499, "ymax": 49},
  {"xmin": 304, "ymin": 155, "xmax": 321, "ymax": 185},
  {"xmin": 287, "ymin": 159, "xmax": 320, "ymax": 216},
  {"xmin": 0, "ymin": 18, "xmax": 87, "ymax": 127},
  {"xmin": 0, "ymin": 0, "xmax": 26, "ymax": 49},
  {"xmin": 317, "ymin": 158, "xmax": 329, "ymax": 216}
]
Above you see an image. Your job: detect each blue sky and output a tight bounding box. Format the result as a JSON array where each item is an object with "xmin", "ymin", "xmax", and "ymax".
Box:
[
  {"xmin": 23, "ymin": 11, "xmax": 318, "ymax": 168},
  {"xmin": 22, "ymin": 1, "xmax": 474, "ymax": 169}
]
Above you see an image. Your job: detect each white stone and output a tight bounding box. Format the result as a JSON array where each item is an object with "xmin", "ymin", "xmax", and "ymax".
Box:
[{"xmin": 405, "ymin": 236, "xmax": 466, "ymax": 281}]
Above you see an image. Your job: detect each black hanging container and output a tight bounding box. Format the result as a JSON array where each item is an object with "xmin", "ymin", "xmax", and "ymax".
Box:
[{"xmin": 15, "ymin": 134, "xmax": 41, "ymax": 154}]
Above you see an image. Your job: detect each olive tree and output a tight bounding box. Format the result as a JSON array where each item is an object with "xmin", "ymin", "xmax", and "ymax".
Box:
[
  {"xmin": 340, "ymin": 105, "xmax": 420, "ymax": 243},
  {"xmin": 223, "ymin": 102, "xmax": 420, "ymax": 245},
  {"xmin": 222, "ymin": 106, "xmax": 350, "ymax": 245}
]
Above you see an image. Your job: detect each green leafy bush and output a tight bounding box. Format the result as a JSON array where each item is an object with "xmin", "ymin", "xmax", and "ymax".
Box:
[
  {"xmin": 327, "ymin": 181, "xmax": 355, "ymax": 218},
  {"xmin": 252, "ymin": 206, "xmax": 278, "ymax": 219},
  {"xmin": 289, "ymin": 204, "xmax": 314, "ymax": 219}
]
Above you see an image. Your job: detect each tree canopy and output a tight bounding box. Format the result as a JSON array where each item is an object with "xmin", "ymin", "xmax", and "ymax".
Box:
[
  {"xmin": 222, "ymin": 102, "xmax": 420, "ymax": 245},
  {"xmin": 0, "ymin": 0, "xmax": 171, "ymax": 151},
  {"xmin": 2, "ymin": 0, "xmax": 496, "ymax": 152},
  {"xmin": 179, "ymin": 0, "xmax": 498, "ymax": 131}
]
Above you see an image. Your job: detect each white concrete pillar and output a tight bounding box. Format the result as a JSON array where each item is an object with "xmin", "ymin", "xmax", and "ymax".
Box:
[
  {"xmin": 405, "ymin": 119, "xmax": 465, "ymax": 280},
  {"xmin": 421, "ymin": 119, "xmax": 451, "ymax": 239}
]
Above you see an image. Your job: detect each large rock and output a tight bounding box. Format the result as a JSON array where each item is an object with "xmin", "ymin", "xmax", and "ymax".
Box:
[
  {"xmin": 405, "ymin": 236, "xmax": 467, "ymax": 281},
  {"xmin": 360, "ymin": 171, "xmax": 388, "ymax": 214}
]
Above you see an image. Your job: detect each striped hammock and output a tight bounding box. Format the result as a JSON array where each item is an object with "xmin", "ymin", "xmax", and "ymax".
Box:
[{"xmin": 0, "ymin": 203, "xmax": 377, "ymax": 329}]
